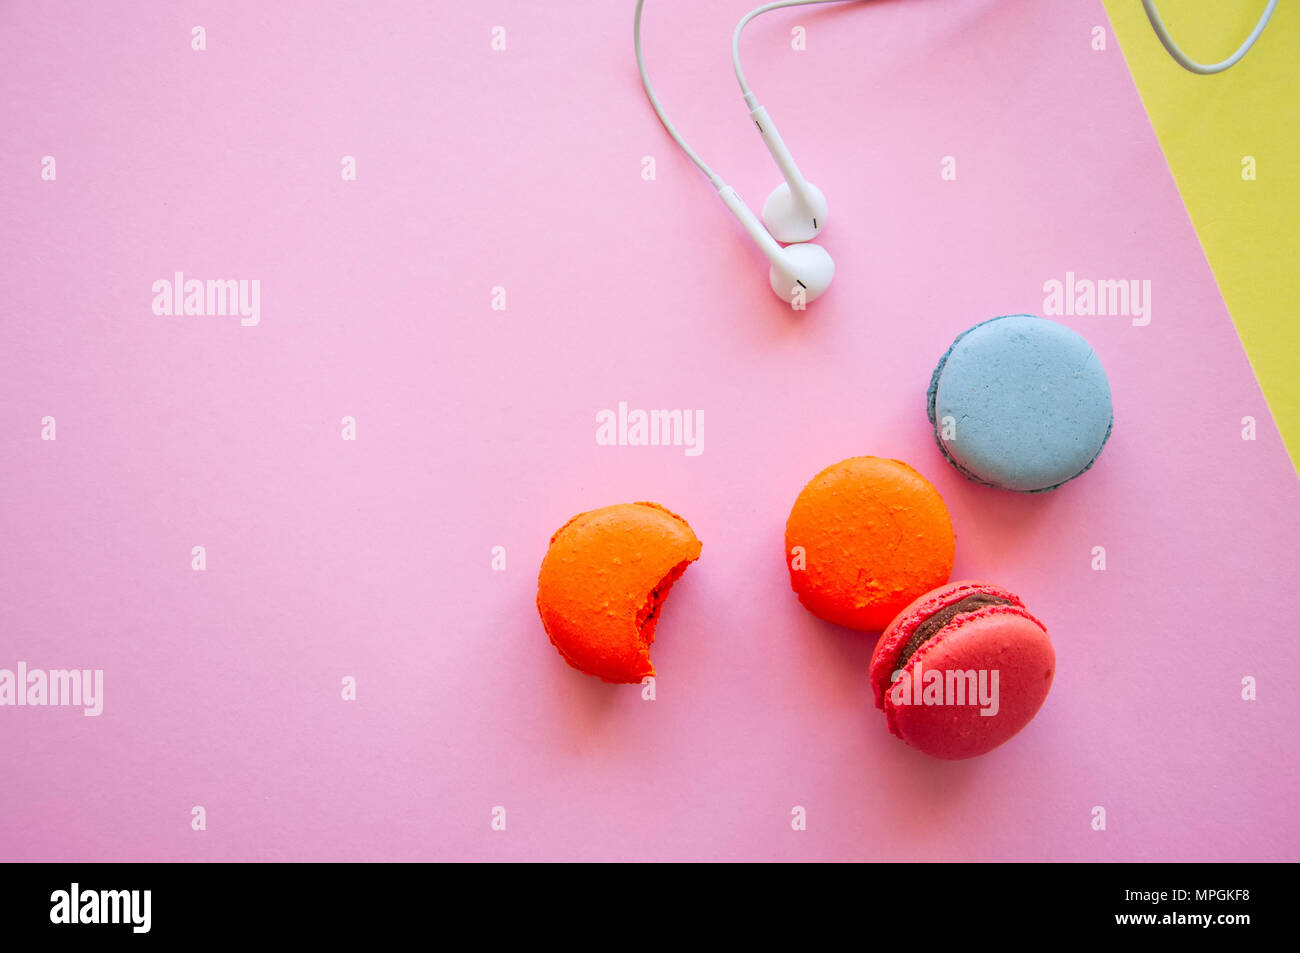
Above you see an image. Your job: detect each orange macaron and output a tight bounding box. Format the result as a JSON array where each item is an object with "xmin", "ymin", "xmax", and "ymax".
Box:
[
  {"xmin": 537, "ymin": 502, "xmax": 702, "ymax": 683},
  {"xmin": 784, "ymin": 456, "xmax": 955, "ymax": 631}
]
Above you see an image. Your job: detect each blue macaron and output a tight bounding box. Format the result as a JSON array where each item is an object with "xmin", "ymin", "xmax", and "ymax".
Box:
[{"xmin": 926, "ymin": 315, "xmax": 1113, "ymax": 493}]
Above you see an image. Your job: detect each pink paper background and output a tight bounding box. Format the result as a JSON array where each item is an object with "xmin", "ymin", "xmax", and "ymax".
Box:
[{"xmin": 2, "ymin": 0, "xmax": 1297, "ymax": 861}]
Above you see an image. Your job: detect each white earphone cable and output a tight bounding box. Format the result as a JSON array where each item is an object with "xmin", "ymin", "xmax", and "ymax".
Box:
[
  {"xmin": 639, "ymin": 0, "xmax": 1276, "ymax": 192},
  {"xmin": 1141, "ymin": 0, "xmax": 1276, "ymax": 74},
  {"xmin": 732, "ymin": 0, "xmax": 864, "ymax": 104},
  {"xmin": 634, "ymin": 0, "xmax": 724, "ymax": 187},
  {"xmin": 634, "ymin": 0, "xmax": 861, "ymax": 188}
]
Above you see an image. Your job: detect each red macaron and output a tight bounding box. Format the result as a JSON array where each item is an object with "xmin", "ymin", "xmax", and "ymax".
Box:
[{"xmin": 868, "ymin": 581, "xmax": 1055, "ymax": 759}]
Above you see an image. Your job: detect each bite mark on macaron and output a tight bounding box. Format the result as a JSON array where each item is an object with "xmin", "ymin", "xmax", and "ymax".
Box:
[
  {"xmin": 537, "ymin": 502, "xmax": 701, "ymax": 684},
  {"xmin": 635, "ymin": 557, "xmax": 695, "ymax": 654}
]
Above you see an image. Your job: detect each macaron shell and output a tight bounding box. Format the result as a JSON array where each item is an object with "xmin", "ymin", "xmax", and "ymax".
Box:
[
  {"xmin": 869, "ymin": 579, "xmax": 1026, "ymax": 707},
  {"xmin": 885, "ymin": 607, "xmax": 1055, "ymax": 760},
  {"xmin": 785, "ymin": 457, "xmax": 955, "ymax": 632},
  {"xmin": 536, "ymin": 502, "xmax": 701, "ymax": 684},
  {"xmin": 927, "ymin": 314, "xmax": 1113, "ymax": 492}
]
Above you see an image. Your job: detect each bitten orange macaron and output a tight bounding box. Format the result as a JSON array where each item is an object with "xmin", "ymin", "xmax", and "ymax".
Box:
[
  {"xmin": 537, "ymin": 502, "xmax": 702, "ymax": 683},
  {"xmin": 785, "ymin": 456, "xmax": 955, "ymax": 631}
]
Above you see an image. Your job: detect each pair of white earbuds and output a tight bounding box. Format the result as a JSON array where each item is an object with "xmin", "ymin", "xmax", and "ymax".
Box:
[
  {"xmin": 635, "ymin": 0, "xmax": 851, "ymax": 305},
  {"xmin": 636, "ymin": 0, "xmax": 1277, "ymax": 306}
]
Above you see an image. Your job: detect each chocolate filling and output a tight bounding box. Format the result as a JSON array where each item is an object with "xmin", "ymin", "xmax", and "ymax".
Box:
[{"xmin": 893, "ymin": 593, "xmax": 1013, "ymax": 671}]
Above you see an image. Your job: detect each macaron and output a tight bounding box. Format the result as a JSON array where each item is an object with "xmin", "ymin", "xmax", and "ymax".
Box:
[
  {"xmin": 784, "ymin": 456, "xmax": 955, "ymax": 632},
  {"xmin": 927, "ymin": 314, "xmax": 1113, "ymax": 492},
  {"xmin": 536, "ymin": 502, "xmax": 701, "ymax": 683},
  {"xmin": 868, "ymin": 580, "xmax": 1055, "ymax": 759}
]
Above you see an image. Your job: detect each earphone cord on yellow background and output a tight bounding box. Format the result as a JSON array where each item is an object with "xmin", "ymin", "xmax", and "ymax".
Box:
[
  {"xmin": 1141, "ymin": 0, "xmax": 1277, "ymax": 74},
  {"xmin": 636, "ymin": 0, "xmax": 1275, "ymax": 192}
]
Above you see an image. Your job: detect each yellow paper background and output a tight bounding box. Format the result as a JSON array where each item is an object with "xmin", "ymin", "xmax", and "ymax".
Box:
[{"xmin": 1103, "ymin": 1, "xmax": 1299, "ymax": 467}]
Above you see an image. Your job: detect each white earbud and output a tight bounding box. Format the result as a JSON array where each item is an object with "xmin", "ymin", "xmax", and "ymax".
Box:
[
  {"xmin": 634, "ymin": 0, "xmax": 846, "ymax": 305},
  {"xmin": 718, "ymin": 186, "xmax": 835, "ymax": 304},
  {"xmin": 748, "ymin": 102, "xmax": 829, "ymax": 244}
]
